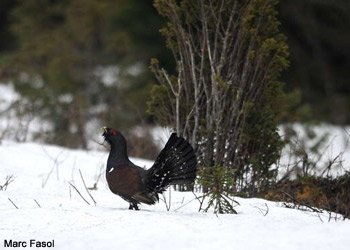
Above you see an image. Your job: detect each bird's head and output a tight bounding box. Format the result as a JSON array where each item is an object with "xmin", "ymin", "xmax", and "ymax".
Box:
[{"xmin": 101, "ymin": 127, "xmax": 126, "ymax": 146}]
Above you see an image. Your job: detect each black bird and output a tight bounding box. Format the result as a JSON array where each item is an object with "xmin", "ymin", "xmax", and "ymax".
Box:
[{"xmin": 101, "ymin": 127, "xmax": 197, "ymax": 210}]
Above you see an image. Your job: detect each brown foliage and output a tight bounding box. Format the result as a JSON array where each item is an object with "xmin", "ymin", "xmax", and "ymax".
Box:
[{"xmin": 265, "ymin": 174, "xmax": 350, "ymax": 219}]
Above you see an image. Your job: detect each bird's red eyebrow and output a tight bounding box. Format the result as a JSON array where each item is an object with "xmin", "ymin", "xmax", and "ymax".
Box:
[{"xmin": 110, "ymin": 129, "xmax": 117, "ymax": 135}]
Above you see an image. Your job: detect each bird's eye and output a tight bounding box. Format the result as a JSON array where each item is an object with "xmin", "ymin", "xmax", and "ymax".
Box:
[{"xmin": 109, "ymin": 129, "xmax": 117, "ymax": 135}]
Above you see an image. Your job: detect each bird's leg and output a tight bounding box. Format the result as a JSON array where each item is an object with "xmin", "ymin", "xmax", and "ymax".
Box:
[{"xmin": 129, "ymin": 203, "xmax": 140, "ymax": 210}]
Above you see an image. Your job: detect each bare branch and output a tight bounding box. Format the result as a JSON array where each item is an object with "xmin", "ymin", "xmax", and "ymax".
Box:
[
  {"xmin": 68, "ymin": 182, "xmax": 90, "ymax": 205},
  {"xmin": 8, "ymin": 198, "xmax": 19, "ymax": 209},
  {"xmin": 0, "ymin": 175, "xmax": 14, "ymax": 191},
  {"xmin": 79, "ymin": 169, "xmax": 97, "ymax": 206},
  {"xmin": 34, "ymin": 199, "xmax": 41, "ymax": 208}
]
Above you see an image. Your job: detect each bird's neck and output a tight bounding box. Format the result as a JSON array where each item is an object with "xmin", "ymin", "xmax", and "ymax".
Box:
[{"xmin": 107, "ymin": 143, "xmax": 130, "ymax": 171}]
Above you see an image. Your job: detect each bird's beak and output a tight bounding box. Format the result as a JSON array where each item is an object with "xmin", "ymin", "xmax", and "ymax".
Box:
[{"xmin": 101, "ymin": 127, "xmax": 107, "ymax": 133}]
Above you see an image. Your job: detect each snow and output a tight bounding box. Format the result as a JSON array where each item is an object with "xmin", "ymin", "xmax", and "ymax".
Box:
[
  {"xmin": 151, "ymin": 126, "xmax": 172, "ymax": 149},
  {"xmin": 0, "ymin": 84, "xmax": 19, "ymax": 107},
  {"xmin": 1, "ymin": 141, "xmax": 350, "ymax": 250},
  {"xmin": 278, "ymin": 124, "xmax": 350, "ymax": 177},
  {"xmin": 0, "ymin": 83, "xmax": 51, "ymax": 142}
]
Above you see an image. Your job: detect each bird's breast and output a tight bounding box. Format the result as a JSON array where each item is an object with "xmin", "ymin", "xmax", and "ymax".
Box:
[{"xmin": 106, "ymin": 166, "xmax": 143, "ymax": 197}]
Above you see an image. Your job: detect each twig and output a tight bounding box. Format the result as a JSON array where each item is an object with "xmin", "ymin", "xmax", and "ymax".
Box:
[
  {"xmin": 0, "ymin": 175, "xmax": 14, "ymax": 191},
  {"xmin": 254, "ymin": 203, "xmax": 269, "ymax": 216},
  {"xmin": 161, "ymin": 188, "xmax": 171, "ymax": 211},
  {"xmin": 174, "ymin": 197, "xmax": 197, "ymax": 212},
  {"xmin": 79, "ymin": 169, "xmax": 97, "ymax": 206},
  {"xmin": 34, "ymin": 199, "xmax": 41, "ymax": 208},
  {"xmin": 320, "ymin": 153, "xmax": 341, "ymax": 177},
  {"xmin": 41, "ymin": 149, "xmax": 67, "ymax": 187},
  {"xmin": 42, "ymin": 165, "xmax": 55, "ymax": 188},
  {"xmin": 68, "ymin": 182, "xmax": 90, "ymax": 205},
  {"xmin": 8, "ymin": 198, "xmax": 19, "ymax": 209},
  {"xmin": 88, "ymin": 163, "xmax": 104, "ymax": 190},
  {"xmin": 161, "ymin": 194, "xmax": 169, "ymax": 211},
  {"xmin": 69, "ymin": 185, "xmax": 72, "ymax": 200},
  {"xmin": 264, "ymin": 203, "xmax": 269, "ymax": 216},
  {"xmin": 280, "ymin": 190, "xmax": 323, "ymax": 213},
  {"xmin": 71, "ymin": 156, "xmax": 76, "ymax": 182},
  {"xmin": 41, "ymin": 146, "xmax": 69, "ymax": 185},
  {"xmin": 168, "ymin": 188, "xmax": 171, "ymax": 210},
  {"xmin": 192, "ymin": 191, "xmax": 206, "ymax": 212},
  {"xmin": 316, "ymin": 212, "xmax": 324, "ymax": 223}
]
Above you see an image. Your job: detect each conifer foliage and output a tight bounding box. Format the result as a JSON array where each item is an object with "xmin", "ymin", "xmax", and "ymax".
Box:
[{"xmin": 149, "ymin": 0, "xmax": 289, "ymax": 210}]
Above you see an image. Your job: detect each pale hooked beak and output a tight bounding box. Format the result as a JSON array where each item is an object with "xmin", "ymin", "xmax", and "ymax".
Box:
[{"xmin": 101, "ymin": 127, "xmax": 107, "ymax": 133}]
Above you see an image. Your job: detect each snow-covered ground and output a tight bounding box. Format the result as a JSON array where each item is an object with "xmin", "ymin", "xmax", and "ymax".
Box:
[{"xmin": 1, "ymin": 141, "xmax": 350, "ymax": 250}]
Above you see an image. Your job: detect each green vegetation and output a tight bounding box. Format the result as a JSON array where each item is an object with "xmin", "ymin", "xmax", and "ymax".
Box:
[{"xmin": 149, "ymin": 0, "xmax": 291, "ymax": 212}]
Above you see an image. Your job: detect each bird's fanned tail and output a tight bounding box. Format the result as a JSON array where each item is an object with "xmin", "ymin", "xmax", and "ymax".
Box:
[{"xmin": 146, "ymin": 133, "xmax": 197, "ymax": 193}]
